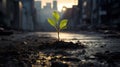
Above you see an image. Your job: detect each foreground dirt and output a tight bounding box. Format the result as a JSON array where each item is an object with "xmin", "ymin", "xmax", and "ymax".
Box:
[{"xmin": 0, "ymin": 32, "xmax": 120, "ymax": 67}]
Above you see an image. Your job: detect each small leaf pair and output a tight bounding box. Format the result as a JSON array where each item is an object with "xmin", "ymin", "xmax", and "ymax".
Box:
[{"xmin": 47, "ymin": 11, "xmax": 68, "ymax": 41}]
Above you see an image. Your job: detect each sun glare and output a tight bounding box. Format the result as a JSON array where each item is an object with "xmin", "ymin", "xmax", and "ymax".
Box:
[
  {"xmin": 62, "ymin": 7, "xmax": 67, "ymax": 12},
  {"xmin": 58, "ymin": 3, "xmax": 73, "ymax": 12},
  {"xmin": 35, "ymin": 0, "xmax": 78, "ymax": 12}
]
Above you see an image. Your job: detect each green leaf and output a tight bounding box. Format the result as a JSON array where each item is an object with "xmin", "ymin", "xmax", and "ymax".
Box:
[
  {"xmin": 52, "ymin": 11, "xmax": 60, "ymax": 22},
  {"xmin": 47, "ymin": 18, "xmax": 56, "ymax": 27},
  {"xmin": 62, "ymin": 26, "xmax": 67, "ymax": 30},
  {"xmin": 60, "ymin": 19, "xmax": 68, "ymax": 29}
]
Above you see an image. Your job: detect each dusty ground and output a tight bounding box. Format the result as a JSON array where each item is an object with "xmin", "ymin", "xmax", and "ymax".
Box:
[{"xmin": 0, "ymin": 31, "xmax": 120, "ymax": 67}]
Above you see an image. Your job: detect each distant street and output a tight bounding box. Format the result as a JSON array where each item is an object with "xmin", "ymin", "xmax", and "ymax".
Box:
[{"xmin": 9, "ymin": 31, "xmax": 120, "ymax": 53}]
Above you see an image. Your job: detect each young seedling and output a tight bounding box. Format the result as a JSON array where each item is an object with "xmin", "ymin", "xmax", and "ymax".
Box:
[{"xmin": 47, "ymin": 11, "xmax": 68, "ymax": 41}]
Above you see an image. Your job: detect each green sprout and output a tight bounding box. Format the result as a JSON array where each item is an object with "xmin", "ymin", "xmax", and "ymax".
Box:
[{"xmin": 47, "ymin": 11, "xmax": 68, "ymax": 41}]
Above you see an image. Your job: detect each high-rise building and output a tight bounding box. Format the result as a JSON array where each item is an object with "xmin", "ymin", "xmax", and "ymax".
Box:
[
  {"xmin": 77, "ymin": 0, "xmax": 94, "ymax": 30},
  {"xmin": 44, "ymin": 3, "xmax": 51, "ymax": 9},
  {"xmin": 19, "ymin": 0, "xmax": 36, "ymax": 31},
  {"xmin": 0, "ymin": 0, "xmax": 20, "ymax": 30},
  {"xmin": 35, "ymin": 1, "xmax": 42, "ymax": 9},
  {"xmin": 77, "ymin": 0, "xmax": 120, "ymax": 30},
  {"xmin": 101, "ymin": 0, "xmax": 120, "ymax": 30},
  {"xmin": 53, "ymin": 0, "xmax": 57, "ymax": 10}
]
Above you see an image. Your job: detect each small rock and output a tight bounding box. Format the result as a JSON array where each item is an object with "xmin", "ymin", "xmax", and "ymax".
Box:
[
  {"xmin": 60, "ymin": 57, "xmax": 81, "ymax": 62},
  {"xmin": 89, "ymin": 55, "xmax": 96, "ymax": 59},
  {"xmin": 5, "ymin": 59, "xmax": 18, "ymax": 67},
  {"xmin": 23, "ymin": 41, "xmax": 27, "ymax": 45},
  {"xmin": 51, "ymin": 61, "xmax": 69, "ymax": 67}
]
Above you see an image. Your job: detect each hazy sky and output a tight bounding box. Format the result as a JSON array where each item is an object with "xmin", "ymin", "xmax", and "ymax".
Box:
[{"xmin": 35, "ymin": 0, "xmax": 78, "ymax": 11}]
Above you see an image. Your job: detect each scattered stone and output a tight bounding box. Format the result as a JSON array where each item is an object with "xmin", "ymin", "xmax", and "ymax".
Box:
[
  {"xmin": 5, "ymin": 60, "xmax": 17, "ymax": 67},
  {"xmin": 60, "ymin": 57, "xmax": 81, "ymax": 62},
  {"xmin": 39, "ymin": 41, "xmax": 86, "ymax": 50},
  {"xmin": 78, "ymin": 60, "xmax": 108, "ymax": 67},
  {"xmin": 5, "ymin": 59, "xmax": 32, "ymax": 67},
  {"xmin": 94, "ymin": 52, "xmax": 120, "ymax": 64},
  {"xmin": 23, "ymin": 41, "xmax": 28, "ymax": 45},
  {"xmin": 0, "ymin": 31, "xmax": 120, "ymax": 67},
  {"xmin": 0, "ymin": 31, "xmax": 13, "ymax": 36},
  {"xmin": 51, "ymin": 61, "xmax": 69, "ymax": 67},
  {"xmin": 54, "ymin": 50, "xmax": 71, "ymax": 56},
  {"xmin": 104, "ymin": 35, "xmax": 120, "ymax": 39},
  {"xmin": 88, "ymin": 55, "xmax": 96, "ymax": 60}
]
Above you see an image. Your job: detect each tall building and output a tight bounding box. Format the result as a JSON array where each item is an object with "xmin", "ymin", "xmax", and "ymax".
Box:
[
  {"xmin": 0, "ymin": 0, "xmax": 20, "ymax": 30},
  {"xmin": 34, "ymin": 0, "xmax": 42, "ymax": 30},
  {"xmin": 44, "ymin": 3, "xmax": 51, "ymax": 9},
  {"xmin": 0, "ymin": 0, "xmax": 36, "ymax": 31},
  {"xmin": 78, "ymin": 0, "xmax": 82, "ymax": 25},
  {"xmin": 34, "ymin": 0, "xmax": 59, "ymax": 31},
  {"xmin": 101, "ymin": 0, "xmax": 120, "ymax": 30},
  {"xmin": 53, "ymin": 0, "xmax": 57, "ymax": 10},
  {"xmin": 77, "ymin": 0, "xmax": 94, "ymax": 30},
  {"xmin": 77, "ymin": 0, "xmax": 120, "ymax": 30},
  {"xmin": 19, "ymin": 0, "xmax": 36, "ymax": 31},
  {"xmin": 35, "ymin": 1, "xmax": 42, "ymax": 9}
]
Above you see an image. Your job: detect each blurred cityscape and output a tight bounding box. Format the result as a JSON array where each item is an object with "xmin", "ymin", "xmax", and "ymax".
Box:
[
  {"xmin": 0, "ymin": 0, "xmax": 120, "ymax": 32},
  {"xmin": 0, "ymin": 0, "xmax": 120, "ymax": 67}
]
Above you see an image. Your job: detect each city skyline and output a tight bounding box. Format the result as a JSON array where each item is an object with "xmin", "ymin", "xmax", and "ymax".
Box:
[{"xmin": 35, "ymin": 0, "xmax": 78, "ymax": 11}]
